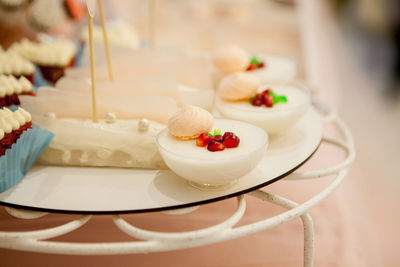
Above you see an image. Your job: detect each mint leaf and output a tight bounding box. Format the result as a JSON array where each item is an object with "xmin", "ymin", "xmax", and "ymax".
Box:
[{"xmin": 250, "ymin": 56, "xmax": 260, "ymax": 65}]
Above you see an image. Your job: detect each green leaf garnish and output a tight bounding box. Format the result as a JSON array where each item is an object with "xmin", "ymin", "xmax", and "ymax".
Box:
[
  {"xmin": 213, "ymin": 129, "xmax": 222, "ymax": 136},
  {"xmin": 278, "ymin": 95, "xmax": 288, "ymax": 103},
  {"xmin": 209, "ymin": 128, "xmax": 222, "ymax": 136},
  {"xmin": 268, "ymin": 90, "xmax": 288, "ymax": 104},
  {"xmin": 250, "ymin": 56, "xmax": 260, "ymax": 65}
]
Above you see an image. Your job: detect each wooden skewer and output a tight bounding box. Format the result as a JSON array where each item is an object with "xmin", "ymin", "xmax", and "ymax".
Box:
[
  {"xmin": 97, "ymin": 0, "xmax": 114, "ymax": 81},
  {"xmin": 149, "ymin": 0, "xmax": 155, "ymax": 48},
  {"xmin": 88, "ymin": 14, "xmax": 98, "ymax": 122}
]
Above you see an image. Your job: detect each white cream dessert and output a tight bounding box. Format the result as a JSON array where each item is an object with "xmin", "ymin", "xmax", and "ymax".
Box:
[
  {"xmin": 216, "ymin": 81, "xmax": 311, "ymax": 135},
  {"xmin": 212, "ymin": 45, "xmax": 297, "ymax": 87},
  {"xmin": 36, "ymin": 114, "xmax": 167, "ymax": 169},
  {"xmin": 247, "ymin": 54, "xmax": 297, "ymax": 84},
  {"xmin": 157, "ymin": 106, "xmax": 268, "ymax": 186}
]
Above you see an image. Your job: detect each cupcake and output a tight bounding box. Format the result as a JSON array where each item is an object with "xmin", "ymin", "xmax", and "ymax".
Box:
[
  {"xmin": 0, "ymin": 0, "xmax": 28, "ymax": 11},
  {"xmin": 0, "ymin": 107, "xmax": 54, "ymax": 192},
  {"xmin": 0, "ymin": 50, "xmax": 35, "ymax": 83},
  {"xmin": 9, "ymin": 38, "xmax": 77, "ymax": 84},
  {"xmin": 80, "ymin": 20, "xmax": 140, "ymax": 50},
  {"xmin": 0, "ymin": 74, "xmax": 34, "ymax": 108}
]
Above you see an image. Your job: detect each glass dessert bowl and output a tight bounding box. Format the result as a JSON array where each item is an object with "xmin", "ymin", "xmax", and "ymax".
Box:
[
  {"xmin": 157, "ymin": 118, "xmax": 268, "ymax": 189},
  {"xmin": 215, "ymin": 81, "xmax": 311, "ymax": 135}
]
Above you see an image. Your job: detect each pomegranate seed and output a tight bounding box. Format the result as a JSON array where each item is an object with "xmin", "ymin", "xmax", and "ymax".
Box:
[
  {"xmin": 211, "ymin": 135, "xmax": 223, "ymax": 142},
  {"xmin": 246, "ymin": 64, "xmax": 257, "ymax": 71},
  {"xmin": 258, "ymin": 62, "xmax": 265, "ymax": 68},
  {"xmin": 207, "ymin": 140, "xmax": 225, "ymax": 152},
  {"xmin": 261, "ymin": 89, "xmax": 270, "ymax": 96},
  {"xmin": 223, "ymin": 132, "xmax": 234, "ymax": 140},
  {"xmin": 196, "ymin": 133, "xmax": 210, "ymax": 147},
  {"xmin": 223, "ymin": 134, "xmax": 240, "ymax": 148},
  {"xmin": 251, "ymin": 94, "xmax": 263, "ymax": 106},
  {"xmin": 264, "ymin": 95, "xmax": 274, "ymax": 107}
]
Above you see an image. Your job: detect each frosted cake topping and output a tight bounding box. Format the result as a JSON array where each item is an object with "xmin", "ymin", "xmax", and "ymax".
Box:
[
  {"xmin": 213, "ymin": 45, "xmax": 249, "ymax": 74},
  {"xmin": 81, "ymin": 21, "xmax": 139, "ymax": 49},
  {"xmin": 9, "ymin": 38, "xmax": 76, "ymax": 67},
  {"xmin": 168, "ymin": 105, "xmax": 214, "ymax": 140},
  {"xmin": 0, "ymin": 51, "xmax": 35, "ymax": 75},
  {"xmin": 0, "ymin": 107, "xmax": 31, "ymax": 138},
  {"xmin": 0, "ymin": 75, "xmax": 33, "ymax": 97},
  {"xmin": 218, "ymin": 72, "xmax": 260, "ymax": 101}
]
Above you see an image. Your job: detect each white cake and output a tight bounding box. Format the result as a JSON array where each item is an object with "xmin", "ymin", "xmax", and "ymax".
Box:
[{"xmin": 36, "ymin": 115, "xmax": 167, "ymax": 169}]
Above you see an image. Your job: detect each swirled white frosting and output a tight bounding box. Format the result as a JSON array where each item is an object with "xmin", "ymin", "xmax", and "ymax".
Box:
[
  {"xmin": 168, "ymin": 105, "xmax": 214, "ymax": 139},
  {"xmin": 0, "ymin": 51, "xmax": 35, "ymax": 75},
  {"xmin": 213, "ymin": 45, "xmax": 249, "ymax": 74},
  {"xmin": 0, "ymin": 75, "xmax": 33, "ymax": 97},
  {"xmin": 9, "ymin": 38, "xmax": 76, "ymax": 67},
  {"xmin": 81, "ymin": 20, "xmax": 139, "ymax": 49},
  {"xmin": 218, "ymin": 72, "xmax": 260, "ymax": 101},
  {"xmin": 0, "ymin": 107, "xmax": 31, "ymax": 141},
  {"xmin": 1, "ymin": 0, "xmax": 26, "ymax": 6}
]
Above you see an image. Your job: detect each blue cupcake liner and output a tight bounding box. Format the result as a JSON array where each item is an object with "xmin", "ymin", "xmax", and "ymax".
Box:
[{"xmin": 0, "ymin": 125, "xmax": 54, "ymax": 193}]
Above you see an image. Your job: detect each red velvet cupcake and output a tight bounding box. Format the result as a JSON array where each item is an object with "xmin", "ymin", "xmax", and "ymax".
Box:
[
  {"xmin": 0, "ymin": 75, "xmax": 34, "ymax": 108},
  {"xmin": 0, "ymin": 50, "xmax": 35, "ymax": 83},
  {"xmin": 8, "ymin": 38, "xmax": 77, "ymax": 84}
]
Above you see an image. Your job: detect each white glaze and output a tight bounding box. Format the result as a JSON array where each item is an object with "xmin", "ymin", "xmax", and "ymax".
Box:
[{"xmin": 36, "ymin": 117, "xmax": 167, "ymax": 169}]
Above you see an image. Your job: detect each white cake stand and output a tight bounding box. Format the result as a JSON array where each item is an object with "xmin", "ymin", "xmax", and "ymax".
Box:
[{"xmin": 0, "ymin": 101, "xmax": 354, "ymax": 267}]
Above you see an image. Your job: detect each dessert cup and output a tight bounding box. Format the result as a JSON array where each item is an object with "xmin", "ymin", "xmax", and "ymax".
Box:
[
  {"xmin": 157, "ymin": 119, "xmax": 268, "ymax": 188},
  {"xmin": 215, "ymin": 82, "xmax": 311, "ymax": 135},
  {"xmin": 212, "ymin": 54, "xmax": 297, "ymax": 88}
]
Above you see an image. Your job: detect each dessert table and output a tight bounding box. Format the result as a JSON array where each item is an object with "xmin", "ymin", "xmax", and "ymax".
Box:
[{"xmin": 0, "ymin": 1, "xmax": 356, "ymax": 266}]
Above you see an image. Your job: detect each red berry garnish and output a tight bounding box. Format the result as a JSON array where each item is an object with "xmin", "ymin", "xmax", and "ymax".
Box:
[
  {"xmin": 196, "ymin": 133, "xmax": 211, "ymax": 147},
  {"xmin": 261, "ymin": 89, "xmax": 270, "ymax": 96},
  {"xmin": 251, "ymin": 94, "xmax": 263, "ymax": 106},
  {"xmin": 207, "ymin": 140, "xmax": 225, "ymax": 152},
  {"xmin": 223, "ymin": 132, "xmax": 234, "ymax": 140},
  {"xmin": 258, "ymin": 62, "xmax": 265, "ymax": 68},
  {"xmin": 223, "ymin": 134, "xmax": 240, "ymax": 148},
  {"xmin": 246, "ymin": 64, "xmax": 257, "ymax": 71},
  {"xmin": 264, "ymin": 95, "xmax": 274, "ymax": 107},
  {"xmin": 211, "ymin": 134, "xmax": 223, "ymax": 142}
]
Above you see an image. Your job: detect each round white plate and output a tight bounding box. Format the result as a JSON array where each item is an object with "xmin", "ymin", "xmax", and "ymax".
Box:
[{"xmin": 0, "ymin": 109, "xmax": 323, "ymax": 214}]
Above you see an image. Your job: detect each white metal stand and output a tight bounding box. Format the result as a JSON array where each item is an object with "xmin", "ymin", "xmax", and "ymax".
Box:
[{"xmin": 0, "ymin": 104, "xmax": 355, "ymax": 267}]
